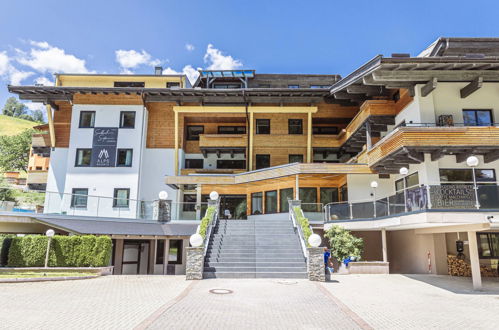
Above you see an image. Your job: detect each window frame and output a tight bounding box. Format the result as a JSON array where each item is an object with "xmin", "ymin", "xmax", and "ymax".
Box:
[
  {"xmin": 168, "ymin": 239, "xmax": 183, "ymax": 264},
  {"xmin": 71, "ymin": 188, "xmax": 88, "ymax": 208},
  {"xmin": 166, "ymin": 82, "xmax": 180, "ymax": 88},
  {"xmin": 477, "ymin": 232, "xmax": 499, "ymax": 259},
  {"xmin": 183, "ymin": 194, "xmax": 196, "ymax": 212},
  {"xmin": 113, "ymin": 188, "xmax": 130, "ymax": 208},
  {"xmin": 113, "ymin": 81, "xmax": 145, "ymax": 88},
  {"xmin": 185, "ymin": 158, "xmax": 204, "ymax": 169},
  {"xmin": 312, "ymin": 126, "xmax": 339, "ymax": 135},
  {"xmin": 119, "ymin": 111, "xmax": 136, "ymax": 129},
  {"xmin": 217, "ymin": 126, "xmax": 246, "ymax": 134},
  {"xmin": 186, "ymin": 125, "xmax": 204, "ymax": 141},
  {"xmin": 265, "ymin": 190, "xmax": 278, "ymax": 214},
  {"xmin": 251, "ymin": 192, "xmax": 263, "ymax": 215},
  {"xmin": 395, "ymin": 172, "xmax": 419, "ymax": 192},
  {"xmin": 462, "ymin": 109, "xmax": 493, "ymax": 127},
  {"xmin": 75, "ymin": 148, "xmax": 92, "ymax": 167},
  {"xmin": 255, "ymin": 154, "xmax": 270, "ymax": 170},
  {"xmin": 288, "ymin": 154, "xmax": 304, "ymax": 163},
  {"xmin": 78, "ymin": 111, "xmax": 95, "ymax": 128},
  {"xmin": 255, "ymin": 119, "xmax": 270, "ymax": 134},
  {"xmin": 439, "ymin": 168, "xmax": 496, "ymax": 184},
  {"xmin": 116, "ymin": 149, "xmax": 133, "ymax": 167},
  {"xmin": 216, "ymin": 159, "xmax": 246, "ymax": 169},
  {"xmin": 288, "ymin": 119, "xmax": 303, "ymax": 135},
  {"xmin": 279, "ymin": 188, "xmax": 294, "ymax": 213}
]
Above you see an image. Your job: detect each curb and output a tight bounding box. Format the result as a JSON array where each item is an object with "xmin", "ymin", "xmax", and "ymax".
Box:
[{"xmin": 0, "ymin": 275, "xmax": 99, "ymax": 283}]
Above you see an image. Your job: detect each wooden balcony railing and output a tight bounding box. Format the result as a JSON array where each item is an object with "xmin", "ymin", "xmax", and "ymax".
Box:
[
  {"xmin": 32, "ymin": 133, "xmax": 50, "ymax": 147},
  {"xmin": 26, "ymin": 170, "xmax": 48, "ymax": 184},
  {"xmin": 198, "ymin": 134, "xmax": 247, "ymax": 148}
]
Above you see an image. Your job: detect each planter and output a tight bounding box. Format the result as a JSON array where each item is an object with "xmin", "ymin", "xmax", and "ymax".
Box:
[{"xmin": 347, "ymin": 261, "xmax": 389, "ymax": 274}]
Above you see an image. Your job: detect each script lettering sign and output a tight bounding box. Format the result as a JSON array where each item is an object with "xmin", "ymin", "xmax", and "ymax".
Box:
[{"xmin": 91, "ymin": 128, "xmax": 118, "ymax": 167}]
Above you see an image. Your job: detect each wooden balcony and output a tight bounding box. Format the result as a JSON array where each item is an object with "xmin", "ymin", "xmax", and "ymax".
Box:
[
  {"xmin": 32, "ymin": 133, "xmax": 50, "ymax": 147},
  {"xmin": 199, "ymin": 134, "xmax": 247, "ymax": 148},
  {"xmin": 367, "ymin": 126, "xmax": 499, "ymax": 173},
  {"xmin": 26, "ymin": 170, "xmax": 48, "ymax": 184}
]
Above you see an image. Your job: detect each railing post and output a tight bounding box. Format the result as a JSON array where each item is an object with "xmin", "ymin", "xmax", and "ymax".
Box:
[
  {"xmin": 96, "ymin": 196, "xmax": 100, "ymax": 217},
  {"xmin": 426, "ymin": 185, "xmax": 432, "ymax": 209},
  {"xmin": 386, "ymin": 197, "xmax": 390, "ymax": 216},
  {"xmin": 349, "ymin": 202, "xmax": 353, "ymax": 220}
]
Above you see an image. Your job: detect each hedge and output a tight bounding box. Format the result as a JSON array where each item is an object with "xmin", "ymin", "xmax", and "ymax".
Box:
[
  {"xmin": 293, "ymin": 206, "xmax": 312, "ymax": 246},
  {"xmin": 0, "ymin": 234, "xmax": 15, "ymax": 266},
  {"xmin": 7, "ymin": 235, "xmax": 112, "ymax": 267},
  {"xmin": 199, "ymin": 206, "xmax": 216, "ymax": 238}
]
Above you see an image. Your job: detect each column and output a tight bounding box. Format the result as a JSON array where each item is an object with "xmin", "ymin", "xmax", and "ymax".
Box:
[
  {"xmin": 307, "ymin": 112, "xmax": 312, "ymax": 163},
  {"xmin": 45, "ymin": 104, "xmax": 56, "ymax": 148},
  {"xmin": 381, "ymin": 229, "xmax": 388, "ymax": 262},
  {"xmin": 307, "ymin": 247, "xmax": 325, "ymax": 281},
  {"xmin": 195, "ymin": 184, "xmax": 202, "ymax": 220},
  {"xmin": 467, "ymin": 231, "xmax": 482, "ymax": 290},
  {"xmin": 366, "ymin": 122, "xmax": 372, "ymax": 150},
  {"xmin": 249, "ymin": 111, "xmax": 254, "ymax": 171},
  {"xmin": 174, "ymin": 110, "xmax": 179, "ymax": 175},
  {"xmin": 295, "ymin": 175, "xmax": 299, "ymax": 199},
  {"xmin": 148, "ymin": 239, "xmax": 156, "ymax": 274},
  {"xmin": 186, "ymin": 247, "xmax": 204, "ymax": 280},
  {"xmin": 113, "ymin": 239, "xmax": 124, "ymax": 275},
  {"xmin": 162, "ymin": 239, "xmax": 170, "ymax": 275}
]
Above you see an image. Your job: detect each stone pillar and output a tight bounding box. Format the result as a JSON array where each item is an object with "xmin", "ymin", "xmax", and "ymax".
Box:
[
  {"xmin": 153, "ymin": 200, "xmax": 171, "ymax": 222},
  {"xmin": 467, "ymin": 231, "xmax": 482, "ymax": 290},
  {"xmin": 186, "ymin": 247, "xmax": 204, "ymax": 280},
  {"xmin": 307, "ymin": 247, "xmax": 325, "ymax": 282}
]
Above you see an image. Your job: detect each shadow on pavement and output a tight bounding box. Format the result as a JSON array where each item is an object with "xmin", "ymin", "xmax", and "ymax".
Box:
[{"xmin": 403, "ymin": 274, "xmax": 499, "ymax": 295}]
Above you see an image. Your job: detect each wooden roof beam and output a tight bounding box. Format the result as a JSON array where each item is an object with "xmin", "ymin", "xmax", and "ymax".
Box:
[
  {"xmin": 421, "ymin": 78, "xmax": 438, "ymax": 97},
  {"xmin": 484, "ymin": 150, "xmax": 499, "ymax": 163},
  {"xmin": 460, "ymin": 77, "xmax": 483, "ymax": 98}
]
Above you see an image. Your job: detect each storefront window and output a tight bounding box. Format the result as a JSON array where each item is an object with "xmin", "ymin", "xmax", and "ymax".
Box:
[
  {"xmin": 168, "ymin": 240, "xmax": 183, "ymax": 264},
  {"xmin": 251, "ymin": 192, "xmax": 263, "ymax": 215},
  {"xmin": 320, "ymin": 187, "xmax": 339, "ymax": 205},
  {"xmin": 439, "ymin": 169, "xmax": 496, "ymax": 184},
  {"xmin": 265, "ymin": 190, "xmax": 277, "ymax": 213},
  {"xmin": 477, "ymin": 233, "xmax": 499, "ymax": 258},
  {"xmin": 299, "ymin": 187, "xmax": 317, "ymax": 212},
  {"xmin": 279, "ymin": 188, "xmax": 293, "ymax": 212}
]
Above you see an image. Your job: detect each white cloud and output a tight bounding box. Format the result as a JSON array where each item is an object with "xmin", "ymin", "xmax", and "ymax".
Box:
[
  {"xmin": 162, "ymin": 65, "xmax": 200, "ymax": 86},
  {"xmin": 10, "ymin": 71, "xmax": 34, "ymax": 85},
  {"xmin": 0, "ymin": 51, "xmax": 34, "ymax": 85},
  {"xmin": 34, "ymin": 76, "xmax": 54, "ymax": 86},
  {"xmin": 115, "ymin": 49, "xmax": 161, "ymax": 73},
  {"xmin": 204, "ymin": 44, "xmax": 242, "ymax": 70},
  {"xmin": 17, "ymin": 41, "xmax": 92, "ymax": 74},
  {"xmin": 185, "ymin": 43, "xmax": 195, "ymax": 52}
]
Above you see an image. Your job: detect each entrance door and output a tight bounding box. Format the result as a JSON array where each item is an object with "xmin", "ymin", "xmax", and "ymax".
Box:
[
  {"xmin": 220, "ymin": 195, "xmax": 247, "ymax": 219},
  {"xmin": 122, "ymin": 241, "xmax": 149, "ymax": 274}
]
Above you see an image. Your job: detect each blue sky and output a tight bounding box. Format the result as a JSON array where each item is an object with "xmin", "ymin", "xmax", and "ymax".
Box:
[{"xmin": 1, "ymin": 0, "xmax": 498, "ymax": 114}]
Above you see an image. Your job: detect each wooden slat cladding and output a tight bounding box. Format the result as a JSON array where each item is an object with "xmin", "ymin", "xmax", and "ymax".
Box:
[
  {"xmin": 394, "ymin": 88, "xmax": 413, "ymax": 113},
  {"xmin": 146, "ymin": 102, "xmax": 176, "ymax": 148},
  {"xmin": 53, "ymin": 101, "xmax": 72, "ymax": 147},
  {"xmin": 73, "ymin": 93, "xmax": 143, "ymax": 105},
  {"xmin": 367, "ymin": 126, "xmax": 499, "ymax": 166}
]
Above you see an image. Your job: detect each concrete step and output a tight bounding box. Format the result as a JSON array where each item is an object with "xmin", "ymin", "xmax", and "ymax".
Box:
[
  {"xmin": 204, "ymin": 266, "xmax": 307, "ymax": 272},
  {"xmin": 206, "ymin": 253, "xmax": 305, "ymax": 258},
  {"xmin": 205, "ymin": 262, "xmax": 306, "ymax": 267},
  {"xmin": 203, "ymin": 271, "xmax": 308, "ymax": 279},
  {"xmin": 206, "ymin": 257, "xmax": 305, "ymax": 262}
]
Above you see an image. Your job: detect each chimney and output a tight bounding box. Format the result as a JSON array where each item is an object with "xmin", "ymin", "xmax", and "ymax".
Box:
[{"xmin": 154, "ymin": 66, "xmax": 163, "ymax": 75}]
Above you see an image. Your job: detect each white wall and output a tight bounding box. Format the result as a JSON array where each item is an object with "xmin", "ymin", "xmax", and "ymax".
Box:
[
  {"xmin": 44, "ymin": 148, "xmax": 68, "ymax": 213},
  {"xmin": 139, "ymin": 148, "xmax": 178, "ymax": 202}
]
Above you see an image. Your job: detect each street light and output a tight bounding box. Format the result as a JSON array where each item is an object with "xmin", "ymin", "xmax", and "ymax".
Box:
[
  {"xmin": 158, "ymin": 191, "xmax": 168, "ymax": 200},
  {"xmin": 399, "ymin": 167, "xmax": 409, "ymax": 213},
  {"xmin": 371, "ymin": 181, "xmax": 378, "ymax": 217},
  {"xmin": 44, "ymin": 229, "xmax": 55, "ymax": 268},
  {"xmin": 466, "ymin": 156, "xmax": 481, "ymax": 209},
  {"xmin": 209, "ymin": 191, "xmax": 219, "ymax": 201}
]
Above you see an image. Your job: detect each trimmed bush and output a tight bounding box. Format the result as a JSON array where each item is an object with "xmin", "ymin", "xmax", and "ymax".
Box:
[
  {"xmin": 0, "ymin": 234, "xmax": 15, "ymax": 266},
  {"xmin": 293, "ymin": 206, "xmax": 312, "ymax": 246},
  {"xmin": 7, "ymin": 235, "xmax": 112, "ymax": 267},
  {"xmin": 199, "ymin": 206, "xmax": 216, "ymax": 238}
]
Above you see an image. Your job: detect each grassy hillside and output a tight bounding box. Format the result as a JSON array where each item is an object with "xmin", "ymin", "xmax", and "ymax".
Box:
[{"xmin": 0, "ymin": 115, "xmax": 37, "ymax": 136}]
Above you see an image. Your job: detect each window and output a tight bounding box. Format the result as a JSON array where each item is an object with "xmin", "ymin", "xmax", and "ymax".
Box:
[
  {"xmin": 477, "ymin": 233, "xmax": 499, "ymax": 258},
  {"xmin": 255, "ymin": 154, "xmax": 270, "ymax": 169},
  {"xmin": 183, "ymin": 194, "xmax": 196, "ymax": 212},
  {"xmin": 251, "ymin": 192, "xmax": 263, "ymax": 215},
  {"xmin": 167, "ymin": 82, "xmax": 180, "ymax": 88},
  {"xmin": 156, "ymin": 240, "xmax": 165, "ymax": 264},
  {"xmin": 256, "ymin": 119, "xmax": 270, "ymax": 134},
  {"xmin": 35, "ymin": 166, "xmax": 43, "ymax": 170},
  {"xmin": 169, "ymin": 240, "xmax": 183, "ymax": 264},
  {"xmin": 340, "ymin": 184, "xmax": 348, "ymax": 202},
  {"xmin": 288, "ymin": 85, "xmax": 299, "ymax": 88},
  {"xmin": 186, "ymin": 126, "xmax": 204, "ymax": 141},
  {"xmin": 213, "ymin": 83, "xmax": 243, "ymax": 89},
  {"xmin": 71, "ymin": 188, "xmax": 88, "ymax": 208},
  {"xmin": 310, "ymin": 85, "xmax": 330, "ymax": 89},
  {"xmin": 279, "ymin": 188, "xmax": 294, "ymax": 212},
  {"xmin": 116, "ymin": 149, "xmax": 133, "ymax": 167},
  {"xmin": 463, "ymin": 110, "xmax": 493, "ymax": 126},
  {"xmin": 289, "ymin": 154, "xmax": 304, "ymax": 163},
  {"xmin": 218, "ymin": 126, "xmax": 246, "ymax": 134},
  {"xmin": 216, "ymin": 159, "xmax": 246, "ymax": 169},
  {"xmin": 320, "ymin": 187, "xmax": 339, "ymax": 205},
  {"xmin": 395, "ymin": 172, "xmax": 419, "ymax": 191},
  {"xmin": 288, "ymin": 119, "xmax": 303, "ymax": 134},
  {"xmin": 79, "ymin": 111, "xmax": 95, "ymax": 128},
  {"xmin": 313, "ymin": 126, "xmax": 339, "ymax": 135},
  {"xmin": 439, "ymin": 169, "xmax": 496, "ymax": 184},
  {"xmin": 114, "ymin": 81, "xmax": 144, "ymax": 87},
  {"xmin": 113, "ymin": 188, "xmax": 130, "ymax": 208},
  {"xmin": 75, "ymin": 149, "xmax": 92, "ymax": 167},
  {"xmin": 119, "ymin": 111, "xmax": 135, "ymax": 128},
  {"xmin": 185, "ymin": 159, "xmax": 204, "ymax": 169},
  {"xmin": 299, "ymin": 187, "xmax": 317, "ymax": 212},
  {"xmin": 265, "ymin": 190, "xmax": 278, "ymax": 213}
]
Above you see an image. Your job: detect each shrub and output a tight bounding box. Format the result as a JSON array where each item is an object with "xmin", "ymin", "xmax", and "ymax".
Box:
[
  {"xmin": 293, "ymin": 206, "xmax": 312, "ymax": 246},
  {"xmin": 199, "ymin": 206, "xmax": 216, "ymax": 238},
  {"xmin": 7, "ymin": 235, "xmax": 112, "ymax": 267},
  {"xmin": 0, "ymin": 234, "xmax": 15, "ymax": 266},
  {"xmin": 325, "ymin": 225, "xmax": 363, "ymax": 262}
]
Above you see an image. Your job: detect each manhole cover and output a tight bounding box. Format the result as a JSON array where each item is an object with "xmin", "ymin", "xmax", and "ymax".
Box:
[
  {"xmin": 209, "ymin": 288, "xmax": 233, "ymax": 295},
  {"xmin": 276, "ymin": 280, "xmax": 298, "ymax": 285}
]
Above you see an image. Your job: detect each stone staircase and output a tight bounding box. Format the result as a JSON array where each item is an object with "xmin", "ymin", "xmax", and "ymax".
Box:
[{"xmin": 203, "ymin": 217, "xmax": 307, "ymax": 278}]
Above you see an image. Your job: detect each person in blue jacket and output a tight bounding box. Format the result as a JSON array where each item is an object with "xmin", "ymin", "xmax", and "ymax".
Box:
[{"xmin": 323, "ymin": 247, "xmax": 334, "ymax": 274}]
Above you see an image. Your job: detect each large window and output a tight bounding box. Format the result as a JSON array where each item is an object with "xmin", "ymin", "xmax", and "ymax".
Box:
[
  {"xmin": 256, "ymin": 119, "xmax": 270, "ymax": 134},
  {"xmin": 255, "ymin": 154, "xmax": 270, "ymax": 169},
  {"xmin": 265, "ymin": 190, "xmax": 278, "ymax": 213},
  {"xmin": 299, "ymin": 187, "xmax": 317, "ymax": 212},
  {"xmin": 119, "ymin": 111, "xmax": 135, "ymax": 128},
  {"xmin": 216, "ymin": 159, "xmax": 246, "ymax": 169},
  {"xmin": 186, "ymin": 126, "xmax": 204, "ymax": 141},
  {"xmin": 185, "ymin": 159, "xmax": 204, "ymax": 169},
  {"xmin": 279, "ymin": 188, "xmax": 294, "ymax": 212},
  {"xmin": 288, "ymin": 119, "xmax": 303, "ymax": 134},
  {"xmin": 116, "ymin": 149, "xmax": 133, "ymax": 167},
  {"xmin": 156, "ymin": 240, "xmax": 165, "ymax": 264},
  {"xmin": 439, "ymin": 169, "xmax": 496, "ymax": 184},
  {"xmin": 75, "ymin": 149, "xmax": 92, "ymax": 167},
  {"xmin": 289, "ymin": 154, "xmax": 304, "ymax": 163},
  {"xmin": 114, "ymin": 81, "xmax": 144, "ymax": 87},
  {"xmin": 340, "ymin": 184, "xmax": 348, "ymax": 202},
  {"xmin": 463, "ymin": 110, "xmax": 493, "ymax": 126},
  {"xmin": 395, "ymin": 172, "xmax": 419, "ymax": 191},
  {"xmin": 320, "ymin": 187, "xmax": 339, "ymax": 205},
  {"xmin": 79, "ymin": 111, "xmax": 95, "ymax": 128},
  {"xmin": 251, "ymin": 192, "xmax": 263, "ymax": 215},
  {"xmin": 71, "ymin": 188, "xmax": 88, "ymax": 208},
  {"xmin": 183, "ymin": 194, "xmax": 196, "ymax": 212},
  {"xmin": 113, "ymin": 188, "xmax": 130, "ymax": 208},
  {"xmin": 477, "ymin": 233, "xmax": 499, "ymax": 258},
  {"xmin": 168, "ymin": 240, "xmax": 183, "ymax": 264},
  {"xmin": 218, "ymin": 126, "xmax": 246, "ymax": 134},
  {"xmin": 313, "ymin": 126, "xmax": 339, "ymax": 135}
]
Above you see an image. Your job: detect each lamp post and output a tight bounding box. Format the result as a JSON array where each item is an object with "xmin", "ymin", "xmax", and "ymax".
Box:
[
  {"xmin": 399, "ymin": 167, "xmax": 409, "ymax": 213},
  {"xmin": 466, "ymin": 156, "xmax": 481, "ymax": 209},
  {"xmin": 371, "ymin": 181, "xmax": 378, "ymax": 218},
  {"xmin": 44, "ymin": 229, "xmax": 55, "ymax": 268}
]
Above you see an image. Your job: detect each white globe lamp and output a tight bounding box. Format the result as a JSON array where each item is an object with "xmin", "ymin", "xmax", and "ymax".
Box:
[
  {"xmin": 399, "ymin": 167, "xmax": 409, "ymax": 176},
  {"xmin": 308, "ymin": 234, "xmax": 322, "ymax": 248},
  {"xmin": 190, "ymin": 233, "xmax": 204, "ymax": 247},
  {"xmin": 158, "ymin": 191, "xmax": 168, "ymax": 200},
  {"xmin": 45, "ymin": 229, "xmax": 55, "ymax": 237},
  {"xmin": 370, "ymin": 181, "xmax": 378, "ymax": 189},
  {"xmin": 466, "ymin": 156, "xmax": 479, "ymax": 167},
  {"xmin": 209, "ymin": 191, "xmax": 219, "ymax": 201}
]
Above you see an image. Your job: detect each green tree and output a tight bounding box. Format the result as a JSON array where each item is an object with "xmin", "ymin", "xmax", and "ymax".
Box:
[
  {"xmin": 325, "ymin": 225, "xmax": 364, "ymax": 262},
  {"xmin": 2, "ymin": 97, "xmax": 27, "ymax": 117},
  {"xmin": 31, "ymin": 110, "xmax": 45, "ymax": 123},
  {"xmin": 0, "ymin": 177, "xmax": 15, "ymax": 202},
  {"xmin": 0, "ymin": 129, "xmax": 34, "ymax": 172}
]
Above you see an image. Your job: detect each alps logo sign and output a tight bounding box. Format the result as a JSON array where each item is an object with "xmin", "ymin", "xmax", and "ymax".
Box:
[{"xmin": 91, "ymin": 128, "xmax": 118, "ymax": 167}]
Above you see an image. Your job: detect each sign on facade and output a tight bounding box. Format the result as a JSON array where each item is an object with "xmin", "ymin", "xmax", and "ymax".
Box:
[
  {"xmin": 429, "ymin": 185, "xmax": 475, "ymax": 209},
  {"xmin": 91, "ymin": 128, "xmax": 118, "ymax": 167}
]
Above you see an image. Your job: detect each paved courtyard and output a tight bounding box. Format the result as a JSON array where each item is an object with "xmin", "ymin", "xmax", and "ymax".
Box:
[{"xmin": 0, "ymin": 275, "xmax": 498, "ymax": 329}]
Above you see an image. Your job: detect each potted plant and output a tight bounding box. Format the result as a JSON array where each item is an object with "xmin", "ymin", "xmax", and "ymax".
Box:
[{"xmin": 324, "ymin": 225, "xmax": 363, "ymax": 274}]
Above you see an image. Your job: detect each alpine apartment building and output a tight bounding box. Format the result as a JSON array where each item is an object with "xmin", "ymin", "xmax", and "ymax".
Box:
[{"xmin": 4, "ymin": 37, "xmax": 499, "ymax": 284}]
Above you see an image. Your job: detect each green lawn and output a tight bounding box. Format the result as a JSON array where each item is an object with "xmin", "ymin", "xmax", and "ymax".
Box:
[
  {"xmin": 0, "ymin": 271, "xmax": 97, "ymax": 278},
  {"xmin": 0, "ymin": 114, "xmax": 37, "ymax": 136}
]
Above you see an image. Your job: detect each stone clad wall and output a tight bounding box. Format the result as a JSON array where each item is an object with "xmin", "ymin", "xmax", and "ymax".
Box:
[
  {"xmin": 307, "ymin": 247, "xmax": 325, "ymax": 282},
  {"xmin": 186, "ymin": 247, "xmax": 204, "ymax": 280}
]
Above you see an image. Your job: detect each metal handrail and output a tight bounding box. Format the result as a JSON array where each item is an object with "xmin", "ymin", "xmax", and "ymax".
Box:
[
  {"xmin": 203, "ymin": 201, "xmax": 219, "ymax": 258},
  {"xmin": 289, "ymin": 203, "xmax": 309, "ymax": 260}
]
